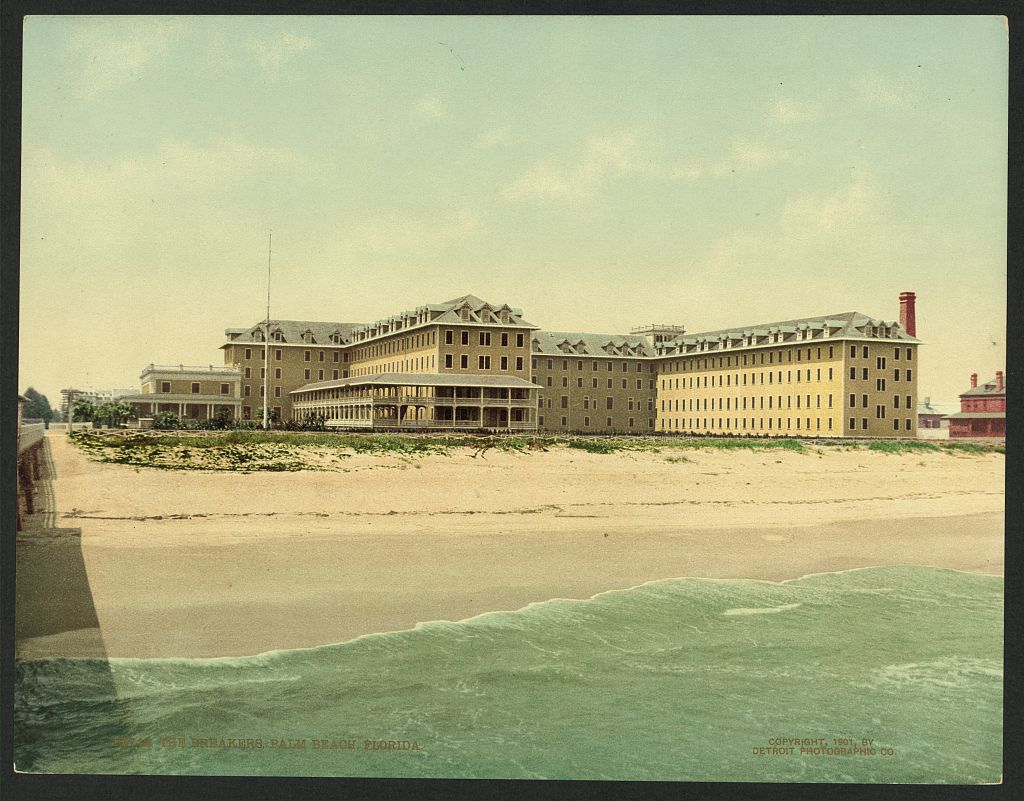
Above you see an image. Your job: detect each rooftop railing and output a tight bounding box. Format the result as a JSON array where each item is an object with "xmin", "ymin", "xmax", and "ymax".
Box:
[{"xmin": 141, "ymin": 364, "xmax": 241, "ymax": 374}]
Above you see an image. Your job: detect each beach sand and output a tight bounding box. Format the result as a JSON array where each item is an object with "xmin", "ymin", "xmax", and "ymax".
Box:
[{"xmin": 16, "ymin": 433, "xmax": 1004, "ymax": 659}]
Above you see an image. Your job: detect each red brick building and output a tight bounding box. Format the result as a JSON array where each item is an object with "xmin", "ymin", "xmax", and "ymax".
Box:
[{"xmin": 944, "ymin": 371, "xmax": 1005, "ymax": 438}]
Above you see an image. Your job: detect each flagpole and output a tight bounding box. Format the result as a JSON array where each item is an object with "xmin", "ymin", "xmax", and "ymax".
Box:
[{"xmin": 263, "ymin": 230, "xmax": 272, "ymax": 430}]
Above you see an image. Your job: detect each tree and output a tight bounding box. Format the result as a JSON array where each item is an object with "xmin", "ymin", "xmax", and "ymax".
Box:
[
  {"xmin": 94, "ymin": 402, "xmax": 137, "ymax": 427},
  {"xmin": 21, "ymin": 387, "xmax": 55, "ymax": 422},
  {"xmin": 73, "ymin": 399, "xmax": 96, "ymax": 422}
]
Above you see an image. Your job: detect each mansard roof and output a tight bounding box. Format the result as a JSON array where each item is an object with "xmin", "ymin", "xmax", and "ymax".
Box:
[
  {"xmin": 223, "ymin": 320, "xmax": 363, "ymax": 346},
  {"xmin": 655, "ymin": 311, "xmax": 919, "ymax": 357},
  {"xmin": 532, "ymin": 330, "xmax": 657, "ymax": 357}
]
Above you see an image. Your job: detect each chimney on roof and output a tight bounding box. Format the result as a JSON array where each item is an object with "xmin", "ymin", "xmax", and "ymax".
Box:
[
  {"xmin": 996, "ymin": 371, "xmax": 1004, "ymax": 392},
  {"xmin": 970, "ymin": 373, "xmax": 978, "ymax": 388},
  {"xmin": 899, "ymin": 291, "xmax": 916, "ymax": 337}
]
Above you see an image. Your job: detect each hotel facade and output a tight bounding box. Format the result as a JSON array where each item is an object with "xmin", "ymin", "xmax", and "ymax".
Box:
[{"xmin": 191, "ymin": 291, "xmax": 921, "ymax": 438}]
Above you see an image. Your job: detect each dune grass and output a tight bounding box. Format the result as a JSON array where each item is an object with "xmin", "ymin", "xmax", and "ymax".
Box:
[{"xmin": 68, "ymin": 429, "xmax": 999, "ymax": 471}]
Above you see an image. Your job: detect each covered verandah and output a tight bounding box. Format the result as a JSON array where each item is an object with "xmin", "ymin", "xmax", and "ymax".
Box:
[
  {"xmin": 120, "ymin": 394, "xmax": 242, "ymax": 421},
  {"xmin": 291, "ymin": 372, "xmax": 539, "ymax": 432}
]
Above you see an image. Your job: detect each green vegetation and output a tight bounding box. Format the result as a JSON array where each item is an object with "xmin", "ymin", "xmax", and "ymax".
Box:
[
  {"xmin": 21, "ymin": 387, "xmax": 57, "ymax": 423},
  {"xmin": 68, "ymin": 429, "xmax": 1000, "ymax": 472}
]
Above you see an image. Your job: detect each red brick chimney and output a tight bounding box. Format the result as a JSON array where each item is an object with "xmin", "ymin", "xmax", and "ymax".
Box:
[
  {"xmin": 899, "ymin": 291, "xmax": 916, "ymax": 337},
  {"xmin": 970, "ymin": 373, "xmax": 978, "ymax": 388},
  {"xmin": 996, "ymin": 371, "xmax": 1004, "ymax": 392}
]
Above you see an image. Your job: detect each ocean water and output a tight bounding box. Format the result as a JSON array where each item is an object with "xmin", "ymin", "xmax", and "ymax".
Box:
[{"xmin": 14, "ymin": 565, "xmax": 1002, "ymax": 782}]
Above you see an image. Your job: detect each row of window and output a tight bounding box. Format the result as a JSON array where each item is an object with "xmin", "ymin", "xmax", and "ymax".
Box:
[
  {"xmin": 850, "ymin": 418, "xmax": 914, "ymax": 431},
  {"xmin": 534, "ymin": 358, "xmax": 652, "ymax": 373},
  {"xmin": 849, "ymin": 367, "xmax": 914, "ymax": 383},
  {"xmin": 662, "ymin": 417, "xmax": 833, "ymax": 431},
  {"xmin": 536, "ymin": 396, "xmax": 654, "ymax": 411},
  {"xmin": 243, "ymin": 347, "xmax": 347, "ymax": 364},
  {"xmin": 442, "ymin": 354, "xmax": 525, "ymax": 371},
  {"xmin": 354, "ymin": 331, "xmax": 439, "ymax": 362},
  {"xmin": 159, "ymin": 381, "xmax": 233, "ymax": 395},
  {"xmin": 535, "ymin": 375, "xmax": 655, "ymax": 390},
  {"xmin": 538, "ymin": 415, "xmax": 654, "ymax": 429},
  {"xmin": 849, "ymin": 394, "xmax": 913, "ymax": 409},
  {"xmin": 663, "ymin": 394, "xmax": 834, "ymax": 412},
  {"xmin": 444, "ymin": 330, "xmax": 527, "ymax": 348},
  {"xmin": 661, "ymin": 346, "xmax": 839, "ymax": 374},
  {"xmin": 662, "ymin": 367, "xmax": 837, "ymax": 391}
]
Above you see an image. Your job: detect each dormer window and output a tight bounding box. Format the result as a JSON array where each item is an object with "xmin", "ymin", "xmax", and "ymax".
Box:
[
  {"xmin": 271, "ymin": 330, "xmax": 284, "ymax": 342},
  {"xmin": 253, "ymin": 329, "xmax": 265, "ymax": 342}
]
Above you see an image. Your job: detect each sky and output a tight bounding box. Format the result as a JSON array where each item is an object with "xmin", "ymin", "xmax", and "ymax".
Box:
[{"xmin": 19, "ymin": 15, "xmax": 1007, "ymax": 410}]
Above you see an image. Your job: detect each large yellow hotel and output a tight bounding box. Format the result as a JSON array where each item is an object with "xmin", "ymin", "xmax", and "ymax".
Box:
[{"xmin": 195, "ymin": 291, "xmax": 920, "ymax": 438}]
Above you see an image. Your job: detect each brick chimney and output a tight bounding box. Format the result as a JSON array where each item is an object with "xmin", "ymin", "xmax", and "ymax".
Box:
[
  {"xmin": 996, "ymin": 371, "xmax": 1004, "ymax": 392},
  {"xmin": 970, "ymin": 373, "xmax": 978, "ymax": 388},
  {"xmin": 899, "ymin": 291, "xmax": 916, "ymax": 337}
]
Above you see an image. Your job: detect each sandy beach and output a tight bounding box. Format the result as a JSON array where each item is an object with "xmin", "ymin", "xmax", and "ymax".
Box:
[{"xmin": 16, "ymin": 432, "xmax": 1003, "ymax": 659}]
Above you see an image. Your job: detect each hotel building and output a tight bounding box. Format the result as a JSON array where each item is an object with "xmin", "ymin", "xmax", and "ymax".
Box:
[
  {"xmin": 128, "ymin": 291, "xmax": 920, "ymax": 437},
  {"xmin": 944, "ymin": 372, "xmax": 1005, "ymax": 438}
]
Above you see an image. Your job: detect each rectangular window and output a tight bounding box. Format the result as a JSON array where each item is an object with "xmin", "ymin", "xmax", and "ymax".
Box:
[
  {"xmin": 548, "ymin": 359, "xmax": 553, "ymax": 370},
  {"xmin": 907, "ymin": 349, "xmax": 913, "ymax": 361},
  {"xmin": 479, "ymin": 332, "xmax": 490, "ymax": 346},
  {"xmin": 304, "ymin": 369, "xmax": 311, "ymax": 380},
  {"xmin": 517, "ymin": 333, "xmax": 524, "ymax": 347},
  {"xmin": 304, "ymin": 350, "xmax": 311, "ymax": 362},
  {"xmin": 445, "ymin": 354, "xmax": 453, "ymax": 368},
  {"xmin": 244, "ymin": 348, "xmax": 252, "ymax": 360},
  {"xmin": 274, "ymin": 387, "xmax": 281, "ymax": 398},
  {"xmin": 561, "ymin": 396, "xmax": 568, "ymax": 408},
  {"xmin": 606, "ymin": 397, "xmax": 613, "ymax": 410},
  {"xmin": 244, "ymin": 367, "xmax": 251, "ymax": 378},
  {"xmin": 501, "ymin": 356, "xmax": 508, "ymax": 370},
  {"xmin": 478, "ymin": 355, "xmax": 491, "ymax": 369},
  {"xmin": 893, "ymin": 419, "xmax": 900, "ymax": 431},
  {"xmin": 894, "ymin": 395, "xmax": 900, "ymax": 409},
  {"xmin": 849, "ymin": 393, "xmax": 856, "ymax": 408},
  {"xmin": 333, "ymin": 352, "xmax": 339, "ymax": 362},
  {"xmin": 501, "ymin": 332, "xmax": 509, "ymax": 347},
  {"xmin": 607, "ymin": 417, "xmax": 613, "ymax": 427},
  {"xmin": 461, "ymin": 331, "xmax": 469, "ymax": 345},
  {"xmin": 445, "ymin": 330, "xmax": 453, "ymax": 345},
  {"xmin": 547, "ymin": 376, "xmax": 552, "ymax": 386},
  {"xmin": 905, "ymin": 418, "xmax": 912, "ymax": 431},
  {"xmin": 894, "ymin": 347, "xmax": 901, "ymax": 360},
  {"xmin": 516, "ymin": 357, "xmax": 523, "ymax": 371},
  {"xmin": 275, "ymin": 368, "xmax": 282, "ymax": 379},
  {"xmin": 319, "ymin": 351, "xmax": 325, "ymax": 362},
  {"xmin": 862, "ymin": 346, "xmax": 869, "ymax": 358},
  {"xmin": 577, "ymin": 377, "xmax": 583, "ymax": 388},
  {"xmin": 318, "ymin": 370, "xmax": 324, "ymax": 380},
  {"xmin": 906, "ymin": 369, "xmax": 913, "ymax": 381},
  {"xmin": 906, "ymin": 395, "xmax": 912, "ymax": 409},
  {"xmin": 850, "ymin": 345, "xmax": 857, "ymax": 358},
  {"xmin": 894, "ymin": 369, "xmax": 901, "ymax": 381},
  {"xmin": 862, "ymin": 417, "xmax": 868, "ymax": 429},
  {"xmin": 850, "ymin": 418, "xmax": 856, "ymax": 430},
  {"xmin": 862, "ymin": 394, "xmax": 868, "ymax": 408},
  {"xmin": 561, "ymin": 416, "xmax": 567, "ymax": 427},
  {"xmin": 584, "ymin": 416, "xmax": 590, "ymax": 427},
  {"xmin": 539, "ymin": 416, "xmax": 544, "ymax": 426},
  {"xmin": 191, "ymin": 382, "xmax": 200, "ymax": 394},
  {"xmin": 333, "ymin": 370, "xmax": 339, "ymax": 380},
  {"xmin": 275, "ymin": 349, "xmax": 282, "ymax": 361},
  {"xmin": 461, "ymin": 355, "xmax": 469, "ymax": 368}
]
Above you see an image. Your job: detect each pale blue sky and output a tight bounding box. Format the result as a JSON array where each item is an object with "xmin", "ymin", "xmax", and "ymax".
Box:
[{"xmin": 20, "ymin": 15, "xmax": 1007, "ymax": 408}]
